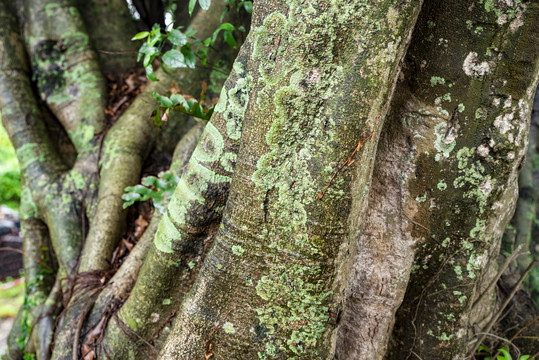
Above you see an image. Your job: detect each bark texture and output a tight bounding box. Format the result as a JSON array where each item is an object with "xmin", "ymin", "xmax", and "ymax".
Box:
[
  {"xmin": 1, "ymin": 0, "xmax": 538, "ymax": 359},
  {"xmin": 157, "ymin": 0, "xmax": 422, "ymax": 358}
]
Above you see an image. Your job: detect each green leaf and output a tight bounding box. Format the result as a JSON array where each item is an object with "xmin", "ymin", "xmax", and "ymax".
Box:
[
  {"xmin": 192, "ymin": 102, "xmax": 206, "ymax": 119},
  {"xmin": 223, "ymin": 30, "xmax": 237, "ymax": 48},
  {"xmin": 189, "ymin": 0, "xmax": 197, "ymax": 15},
  {"xmin": 145, "ymin": 65, "xmax": 159, "ymax": 81},
  {"xmin": 151, "ymin": 23, "xmax": 161, "ymax": 33},
  {"xmin": 218, "ymin": 23, "xmax": 235, "ymax": 31},
  {"xmin": 168, "ymin": 29, "xmax": 188, "ymax": 47},
  {"xmin": 181, "ymin": 47, "xmax": 196, "ymax": 68},
  {"xmin": 131, "ymin": 31, "xmax": 149, "ymax": 40},
  {"xmin": 149, "ymin": 34, "xmax": 163, "ymax": 47},
  {"xmin": 519, "ymin": 356, "xmax": 530, "ymax": 360},
  {"xmin": 144, "ymin": 47, "xmax": 160, "ymax": 57},
  {"xmin": 162, "ymin": 49, "xmax": 186, "ymax": 68},
  {"xmin": 477, "ymin": 345, "xmax": 490, "ymax": 353},
  {"xmin": 185, "ymin": 98, "xmax": 196, "ymax": 110},
  {"xmin": 198, "ymin": 47, "xmax": 208, "ymax": 66},
  {"xmin": 206, "ymin": 105, "xmax": 215, "ymax": 119},
  {"xmin": 139, "ymin": 43, "xmax": 158, "ymax": 55},
  {"xmin": 212, "ymin": 23, "xmax": 235, "ymax": 44},
  {"xmin": 142, "ymin": 176, "xmax": 159, "ymax": 187},
  {"xmin": 199, "ymin": 0, "xmax": 211, "ymax": 10},
  {"xmin": 185, "ymin": 28, "xmax": 197, "ymax": 37},
  {"xmin": 143, "ymin": 53, "xmax": 155, "ymax": 67},
  {"xmin": 242, "ymin": 1, "xmax": 253, "ymax": 13},
  {"xmin": 497, "ymin": 349, "xmax": 512, "ymax": 360},
  {"xmin": 220, "ymin": 8, "xmax": 227, "ymax": 23},
  {"xmin": 170, "ymin": 94, "xmax": 187, "ymax": 107},
  {"xmin": 121, "ymin": 191, "xmax": 141, "ymax": 201},
  {"xmin": 153, "ymin": 109, "xmax": 162, "ymax": 127},
  {"xmin": 152, "ymin": 92, "xmax": 174, "ymax": 108}
]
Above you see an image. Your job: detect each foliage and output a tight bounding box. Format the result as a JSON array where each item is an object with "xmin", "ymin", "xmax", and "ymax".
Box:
[
  {"xmin": 477, "ymin": 344, "xmax": 531, "ymax": 360},
  {"xmin": 0, "ymin": 116, "xmax": 21, "ymax": 209},
  {"xmin": 131, "ymin": 0, "xmax": 250, "ymax": 124},
  {"xmin": 122, "ymin": 171, "xmax": 180, "ymax": 213}
]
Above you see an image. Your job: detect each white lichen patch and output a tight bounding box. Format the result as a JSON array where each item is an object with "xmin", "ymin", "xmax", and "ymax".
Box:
[
  {"xmin": 504, "ymin": 96, "xmax": 512, "ymax": 108},
  {"xmin": 509, "ymin": 10, "xmax": 524, "ymax": 31},
  {"xmin": 433, "ymin": 122, "xmax": 457, "ymax": 161},
  {"xmin": 463, "ymin": 52, "xmax": 491, "ymax": 76},
  {"xmin": 493, "ymin": 112, "xmax": 514, "ymax": 135},
  {"xmin": 477, "ymin": 144, "xmax": 490, "ymax": 157},
  {"xmin": 479, "ymin": 177, "xmax": 493, "ymax": 196}
]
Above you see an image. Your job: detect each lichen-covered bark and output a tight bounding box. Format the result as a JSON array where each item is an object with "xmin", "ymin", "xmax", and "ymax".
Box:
[
  {"xmin": 157, "ymin": 0, "xmax": 422, "ymax": 358},
  {"xmin": 83, "ymin": 122, "xmax": 204, "ymax": 350},
  {"xmin": 101, "ymin": 45, "xmax": 251, "ymax": 360},
  {"xmin": 96, "ymin": 4, "xmax": 246, "ymax": 358},
  {"xmin": 502, "ymin": 85, "xmax": 539, "ymax": 287},
  {"xmin": 19, "ymin": 0, "xmax": 107, "ymax": 153},
  {"xmin": 77, "ymin": 72, "xmax": 173, "ymax": 273},
  {"xmin": 0, "ymin": 0, "xmax": 84, "ymax": 282},
  {"xmin": 3, "ymin": 0, "xmax": 538, "ymax": 358},
  {"xmin": 374, "ymin": 0, "xmax": 539, "ymax": 358}
]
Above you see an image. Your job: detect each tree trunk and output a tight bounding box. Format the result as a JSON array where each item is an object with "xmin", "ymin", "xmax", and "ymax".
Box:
[{"xmin": 1, "ymin": 0, "xmax": 538, "ymax": 359}]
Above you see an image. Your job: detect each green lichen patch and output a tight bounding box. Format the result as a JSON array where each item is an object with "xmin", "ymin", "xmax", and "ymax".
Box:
[
  {"xmin": 19, "ymin": 188, "xmax": 37, "ymax": 220},
  {"xmin": 480, "ymin": 0, "xmax": 526, "ymax": 27},
  {"xmin": 437, "ymin": 180, "xmax": 447, "ymax": 191},
  {"xmin": 15, "ymin": 143, "xmax": 41, "ymax": 170},
  {"xmin": 256, "ymin": 264, "xmax": 331, "ymax": 359},
  {"xmin": 223, "ymin": 322, "xmax": 236, "ymax": 334},
  {"xmin": 231, "ymin": 245, "xmax": 245, "ymax": 256},
  {"xmin": 454, "ymin": 147, "xmax": 495, "ymax": 213},
  {"xmin": 214, "ymin": 61, "xmax": 252, "ymax": 140},
  {"xmin": 430, "ymin": 76, "xmax": 446, "ymax": 86}
]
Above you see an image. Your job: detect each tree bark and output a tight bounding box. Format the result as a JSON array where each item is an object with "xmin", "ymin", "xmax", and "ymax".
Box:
[{"xmin": 1, "ymin": 0, "xmax": 538, "ymax": 359}]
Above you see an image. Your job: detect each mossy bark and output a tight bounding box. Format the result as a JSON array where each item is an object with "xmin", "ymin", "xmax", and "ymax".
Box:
[
  {"xmin": 2, "ymin": 0, "xmax": 538, "ymax": 359},
  {"xmin": 372, "ymin": 0, "xmax": 539, "ymax": 359},
  {"xmin": 157, "ymin": 0, "xmax": 422, "ymax": 358}
]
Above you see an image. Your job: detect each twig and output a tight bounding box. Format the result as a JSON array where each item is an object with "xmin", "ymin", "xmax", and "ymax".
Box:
[
  {"xmin": 403, "ymin": 213, "xmax": 431, "ymax": 233},
  {"xmin": 97, "ymin": 49, "xmax": 137, "ymax": 55},
  {"xmin": 72, "ymin": 295, "xmax": 97, "ymax": 360},
  {"xmin": 491, "ymin": 316, "xmax": 539, "ymax": 359},
  {"xmin": 152, "ymin": 308, "xmax": 179, "ymax": 339},
  {"xmin": 113, "ymin": 313, "xmax": 159, "ymax": 356},
  {"xmin": 473, "ymin": 332, "xmax": 522, "ymax": 358},
  {"xmin": 0, "ymin": 247, "xmax": 53, "ymax": 272},
  {"xmin": 318, "ymin": 126, "xmax": 377, "ymax": 200},
  {"xmin": 472, "ymin": 244, "xmax": 526, "ymax": 309},
  {"xmin": 203, "ymin": 308, "xmax": 234, "ymax": 359},
  {"xmin": 470, "ymin": 259, "xmax": 537, "ymax": 357}
]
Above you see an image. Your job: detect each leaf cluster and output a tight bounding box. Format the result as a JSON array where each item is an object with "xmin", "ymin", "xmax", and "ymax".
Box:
[
  {"xmin": 477, "ymin": 345, "xmax": 531, "ymax": 360},
  {"xmin": 122, "ymin": 171, "xmax": 180, "ymax": 214}
]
